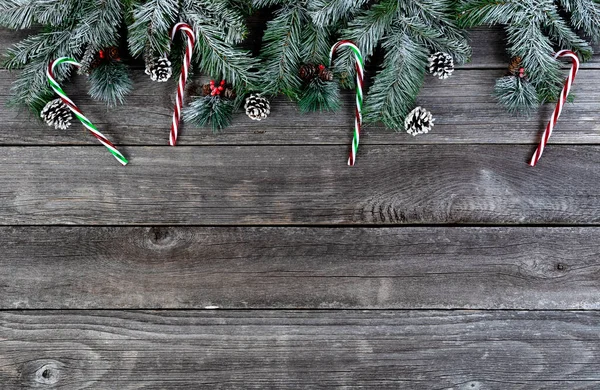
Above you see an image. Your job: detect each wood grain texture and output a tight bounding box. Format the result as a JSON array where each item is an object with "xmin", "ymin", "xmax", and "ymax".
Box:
[
  {"xmin": 2, "ymin": 25, "xmax": 600, "ymax": 388},
  {"xmin": 2, "ymin": 310, "xmax": 600, "ymax": 389},
  {"xmin": 1, "ymin": 145, "xmax": 600, "ymax": 225},
  {"xmin": 1, "ymin": 226, "xmax": 600, "ymax": 310}
]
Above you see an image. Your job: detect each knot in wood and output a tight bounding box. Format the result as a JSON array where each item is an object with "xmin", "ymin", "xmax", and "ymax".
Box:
[
  {"xmin": 149, "ymin": 226, "xmax": 170, "ymax": 243},
  {"xmin": 34, "ymin": 362, "xmax": 60, "ymax": 385}
]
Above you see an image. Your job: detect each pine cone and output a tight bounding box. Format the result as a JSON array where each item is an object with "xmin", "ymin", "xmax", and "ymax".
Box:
[
  {"xmin": 318, "ymin": 66, "xmax": 334, "ymax": 82},
  {"xmin": 143, "ymin": 44, "xmax": 155, "ymax": 74},
  {"xmin": 428, "ymin": 52, "xmax": 454, "ymax": 80},
  {"xmin": 146, "ymin": 57, "xmax": 172, "ymax": 82},
  {"xmin": 41, "ymin": 98, "xmax": 73, "ymax": 130},
  {"xmin": 202, "ymin": 83, "xmax": 212, "ymax": 97},
  {"xmin": 223, "ymin": 87, "xmax": 236, "ymax": 100},
  {"xmin": 405, "ymin": 106, "xmax": 434, "ymax": 136},
  {"xmin": 508, "ymin": 57, "xmax": 525, "ymax": 78},
  {"xmin": 244, "ymin": 94, "xmax": 270, "ymax": 121},
  {"xmin": 78, "ymin": 45, "xmax": 97, "ymax": 75},
  {"xmin": 105, "ymin": 46, "xmax": 120, "ymax": 60},
  {"xmin": 299, "ymin": 64, "xmax": 318, "ymax": 81}
]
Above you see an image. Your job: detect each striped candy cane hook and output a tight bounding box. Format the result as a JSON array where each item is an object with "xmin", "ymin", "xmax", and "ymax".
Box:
[
  {"xmin": 530, "ymin": 50, "xmax": 580, "ymax": 167},
  {"xmin": 47, "ymin": 57, "xmax": 128, "ymax": 165},
  {"xmin": 329, "ymin": 40, "xmax": 365, "ymax": 166},
  {"xmin": 169, "ymin": 22, "xmax": 196, "ymax": 146}
]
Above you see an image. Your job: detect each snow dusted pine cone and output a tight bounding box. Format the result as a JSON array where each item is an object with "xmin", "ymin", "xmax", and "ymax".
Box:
[
  {"xmin": 428, "ymin": 52, "xmax": 454, "ymax": 80},
  {"xmin": 78, "ymin": 45, "xmax": 96, "ymax": 75},
  {"xmin": 146, "ymin": 57, "xmax": 173, "ymax": 82},
  {"xmin": 405, "ymin": 106, "xmax": 434, "ymax": 136},
  {"xmin": 244, "ymin": 94, "xmax": 270, "ymax": 121},
  {"xmin": 41, "ymin": 98, "xmax": 73, "ymax": 130}
]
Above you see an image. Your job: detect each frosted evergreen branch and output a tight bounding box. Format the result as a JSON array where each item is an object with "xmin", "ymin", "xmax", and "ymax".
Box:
[
  {"xmin": 364, "ymin": 33, "xmax": 429, "ymax": 130},
  {"xmin": 308, "ymin": 0, "xmax": 367, "ymax": 27},
  {"xmin": 0, "ymin": 0, "xmax": 77, "ymax": 29},
  {"xmin": 73, "ymin": 0, "xmax": 123, "ymax": 49},
  {"xmin": 301, "ymin": 22, "xmax": 332, "ymax": 64},
  {"xmin": 182, "ymin": 0, "xmax": 248, "ymax": 44},
  {"xmin": 128, "ymin": 0, "xmax": 179, "ymax": 57},
  {"xmin": 191, "ymin": 21, "xmax": 259, "ymax": 89},
  {"xmin": 506, "ymin": 22, "xmax": 564, "ymax": 102},
  {"xmin": 88, "ymin": 61, "xmax": 133, "ymax": 107},
  {"xmin": 559, "ymin": 0, "xmax": 600, "ymax": 42},
  {"xmin": 257, "ymin": 3, "xmax": 305, "ymax": 98}
]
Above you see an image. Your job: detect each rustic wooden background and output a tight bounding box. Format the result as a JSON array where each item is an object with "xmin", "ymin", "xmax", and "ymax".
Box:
[{"xmin": 2, "ymin": 27, "xmax": 600, "ymax": 389}]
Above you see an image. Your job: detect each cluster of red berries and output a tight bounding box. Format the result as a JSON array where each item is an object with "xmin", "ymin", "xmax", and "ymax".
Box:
[
  {"xmin": 98, "ymin": 47, "xmax": 120, "ymax": 61},
  {"xmin": 209, "ymin": 80, "xmax": 226, "ymax": 96}
]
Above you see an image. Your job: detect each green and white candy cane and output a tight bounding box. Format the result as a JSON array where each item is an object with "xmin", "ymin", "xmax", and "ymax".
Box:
[
  {"xmin": 329, "ymin": 40, "xmax": 364, "ymax": 166},
  {"xmin": 47, "ymin": 57, "xmax": 128, "ymax": 165}
]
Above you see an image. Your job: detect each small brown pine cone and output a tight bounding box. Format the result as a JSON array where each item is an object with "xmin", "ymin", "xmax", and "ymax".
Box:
[
  {"xmin": 318, "ymin": 66, "xmax": 333, "ymax": 82},
  {"xmin": 223, "ymin": 87, "xmax": 236, "ymax": 100},
  {"xmin": 508, "ymin": 57, "xmax": 523, "ymax": 76},
  {"xmin": 202, "ymin": 84, "xmax": 212, "ymax": 96},
  {"xmin": 105, "ymin": 46, "xmax": 120, "ymax": 60},
  {"xmin": 299, "ymin": 64, "xmax": 318, "ymax": 81}
]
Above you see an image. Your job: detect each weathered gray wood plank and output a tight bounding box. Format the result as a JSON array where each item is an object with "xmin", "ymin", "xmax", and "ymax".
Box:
[
  {"xmin": 2, "ymin": 310, "xmax": 600, "ymax": 389},
  {"xmin": 1, "ymin": 226, "xmax": 599, "ymax": 310},
  {"xmin": 1, "ymin": 145, "xmax": 600, "ymax": 225}
]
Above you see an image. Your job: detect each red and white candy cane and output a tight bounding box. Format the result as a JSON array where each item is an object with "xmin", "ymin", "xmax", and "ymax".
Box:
[
  {"xmin": 169, "ymin": 22, "xmax": 196, "ymax": 146},
  {"xmin": 530, "ymin": 50, "xmax": 580, "ymax": 167},
  {"xmin": 47, "ymin": 57, "xmax": 128, "ymax": 165},
  {"xmin": 329, "ymin": 40, "xmax": 364, "ymax": 166}
]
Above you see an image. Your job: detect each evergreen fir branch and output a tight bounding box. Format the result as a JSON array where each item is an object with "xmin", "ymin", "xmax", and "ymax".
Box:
[
  {"xmin": 334, "ymin": 0, "xmax": 399, "ymax": 87},
  {"xmin": 182, "ymin": 0, "xmax": 248, "ymax": 44},
  {"xmin": 3, "ymin": 30, "xmax": 76, "ymax": 69},
  {"xmin": 9, "ymin": 60, "xmax": 56, "ymax": 114},
  {"xmin": 403, "ymin": 17, "xmax": 470, "ymax": 64},
  {"xmin": 459, "ymin": 0, "xmax": 595, "ymax": 106},
  {"xmin": 4, "ymin": 30, "xmax": 81, "ymax": 113},
  {"xmin": 228, "ymin": 0, "xmax": 254, "ymax": 16},
  {"xmin": 308, "ymin": 0, "xmax": 367, "ymax": 27},
  {"xmin": 0, "ymin": 0, "xmax": 76, "ymax": 29},
  {"xmin": 364, "ymin": 33, "xmax": 429, "ymax": 130},
  {"xmin": 542, "ymin": 3, "xmax": 592, "ymax": 60},
  {"xmin": 298, "ymin": 78, "xmax": 340, "ymax": 112},
  {"xmin": 457, "ymin": 0, "xmax": 522, "ymax": 27},
  {"xmin": 506, "ymin": 22, "xmax": 564, "ymax": 102},
  {"xmin": 494, "ymin": 75, "xmax": 539, "ymax": 115},
  {"xmin": 257, "ymin": 3, "xmax": 305, "ymax": 98},
  {"xmin": 559, "ymin": 0, "xmax": 600, "ymax": 42},
  {"xmin": 128, "ymin": 0, "xmax": 179, "ymax": 57},
  {"xmin": 189, "ymin": 20, "xmax": 260, "ymax": 89},
  {"xmin": 88, "ymin": 61, "xmax": 133, "ymax": 107},
  {"xmin": 344, "ymin": 0, "xmax": 398, "ymax": 61},
  {"xmin": 251, "ymin": 0, "xmax": 290, "ymax": 8},
  {"xmin": 301, "ymin": 22, "xmax": 332, "ymax": 64},
  {"xmin": 183, "ymin": 95, "xmax": 234, "ymax": 133},
  {"xmin": 403, "ymin": 0, "xmax": 471, "ymax": 63},
  {"xmin": 0, "ymin": 0, "xmax": 39, "ymax": 29},
  {"xmin": 72, "ymin": 0, "xmax": 123, "ymax": 49}
]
